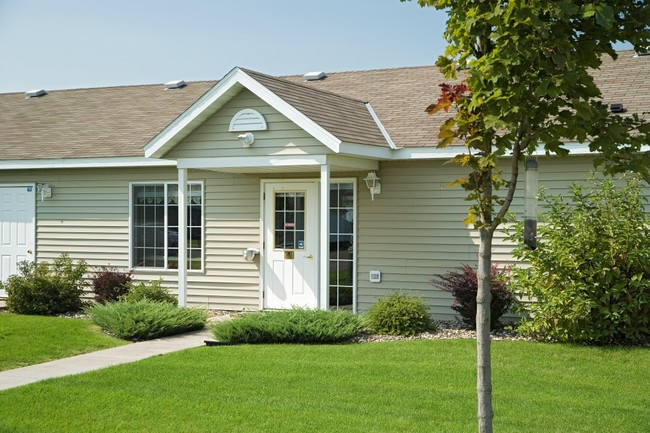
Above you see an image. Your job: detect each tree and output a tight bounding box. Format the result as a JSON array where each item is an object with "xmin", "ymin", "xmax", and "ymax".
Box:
[{"xmin": 403, "ymin": 1, "xmax": 650, "ymax": 432}]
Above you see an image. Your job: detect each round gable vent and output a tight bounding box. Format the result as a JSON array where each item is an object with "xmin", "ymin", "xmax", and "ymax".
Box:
[{"xmin": 229, "ymin": 109, "xmax": 267, "ymax": 132}]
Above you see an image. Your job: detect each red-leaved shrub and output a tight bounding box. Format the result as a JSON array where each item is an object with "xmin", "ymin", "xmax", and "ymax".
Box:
[{"xmin": 432, "ymin": 264, "xmax": 515, "ymax": 330}]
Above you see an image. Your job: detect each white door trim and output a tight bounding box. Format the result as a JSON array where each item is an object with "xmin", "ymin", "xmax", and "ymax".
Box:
[
  {"xmin": 259, "ymin": 177, "xmax": 358, "ymax": 312},
  {"xmin": 261, "ymin": 180, "xmax": 320, "ymax": 309}
]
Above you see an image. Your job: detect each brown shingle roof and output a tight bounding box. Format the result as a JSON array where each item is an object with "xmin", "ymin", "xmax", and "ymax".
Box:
[
  {"xmin": 0, "ymin": 82, "xmax": 216, "ymax": 160},
  {"xmin": 282, "ymin": 50, "xmax": 650, "ymax": 148},
  {"xmin": 593, "ymin": 51, "xmax": 650, "ymax": 118},
  {"xmin": 0, "ymin": 50, "xmax": 647, "ymax": 161},
  {"xmin": 243, "ymin": 69, "xmax": 389, "ymax": 147},
  {"xmin": 281, "ymin": 65, "xmax": 446, "ymax": 148}
]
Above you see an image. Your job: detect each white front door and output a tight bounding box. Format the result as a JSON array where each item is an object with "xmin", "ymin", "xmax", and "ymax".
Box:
[
  {"xmin": 0, "ymin": 185, "xmax": 36, "ymax": 296},
  {"xmin": 263, "ymin": 182, "xmax": 319, "ymax": 309}
]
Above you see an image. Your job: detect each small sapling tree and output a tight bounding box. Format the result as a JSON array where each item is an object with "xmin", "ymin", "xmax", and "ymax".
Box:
[{"xmin": 403, "ymin": 1, "xmax": 650, "ymax": 432}]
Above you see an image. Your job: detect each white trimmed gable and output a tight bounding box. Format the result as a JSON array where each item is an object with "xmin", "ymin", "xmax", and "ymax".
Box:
[{"xmin": 144, "ymin": 68, "xmax": 342, "ymax": 159}]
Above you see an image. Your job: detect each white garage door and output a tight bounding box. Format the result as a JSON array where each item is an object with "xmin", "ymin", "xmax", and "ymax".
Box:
[{"xmin": 0, "ymin": 185, "xmax": 36, "ymax": 297}]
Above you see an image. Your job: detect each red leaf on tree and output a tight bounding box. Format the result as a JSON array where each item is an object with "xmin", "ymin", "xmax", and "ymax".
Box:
[{"xmin": 426, "ymin": 82, "xmax": 470, "ymax": 115}]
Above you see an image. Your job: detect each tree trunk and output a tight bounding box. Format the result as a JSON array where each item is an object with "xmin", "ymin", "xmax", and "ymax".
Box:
[{"xmin": 477, "ymin": 226, "xmax": 494, "ymax": 433}]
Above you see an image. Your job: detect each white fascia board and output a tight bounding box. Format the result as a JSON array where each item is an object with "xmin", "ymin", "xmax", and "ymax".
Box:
[
  {"xmin": 393, "ymin": 147, "xmax": 465, "ymax": 160},
  {"xmin": 365, "ymin": 103, "xmax": 397, "ymax": 150},
  {"xmin": 527, "ymin": 142, "xmax": 650, "ymax": 156},
  {"xmin": 394, "ymin": 142, "xmax": 650, "ymax": 160},
  {"xmin": 0, "ymin": 157, "xmax": 176, "ymax": 170},
  {"xmin": 145, "ymin": 67, "xmax": 244, "ymax": 159},
  {"xmin": 338, "ymin": 142, "xmax": 393, "ymax": 159},
  {"xmin": 177, "ymin": 155, "xmax": 327, "ymax": 170},
  {"xmin": 236, "ymin": 72, "xmax": 342, "ymax": 153},
  {"xmin": 145, "ymin": 68, "xmax": 343, "ymax": 159}
]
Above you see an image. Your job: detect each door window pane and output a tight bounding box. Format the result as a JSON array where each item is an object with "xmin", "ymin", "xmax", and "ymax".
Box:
[{"xmin": 274, "ymin": 192, "xmax": 305, "ymax": 249}]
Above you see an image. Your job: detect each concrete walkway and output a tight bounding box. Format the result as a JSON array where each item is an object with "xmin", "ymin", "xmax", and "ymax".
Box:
[{"xmin": 0, "ymin": 328, "xmax": 216, "ymax": 391}]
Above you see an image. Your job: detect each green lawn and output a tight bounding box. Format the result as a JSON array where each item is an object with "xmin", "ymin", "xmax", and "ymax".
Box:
[
  {"xmin": 0, "ymin": 340, "xmax": 647, "ymax": 432},
  {"xmin": 0, "ymin": 314, "xmax": 127, "ymax": 371}
]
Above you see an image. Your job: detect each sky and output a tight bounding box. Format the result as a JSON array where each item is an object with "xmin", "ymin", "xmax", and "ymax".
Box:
[{"xmin": 0, "ymin": 0, "xmax": 448, "ymax": 93}]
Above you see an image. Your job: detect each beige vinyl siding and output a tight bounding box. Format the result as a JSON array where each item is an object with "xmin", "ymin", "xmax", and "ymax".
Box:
[
  {"xmin": 0, "ymin": 167, "xmax": 264, "ymax": 310},
  {"xmin": 355, "ymin": 156, "xmax": 603, "ymax": 320},
  {"xmin": 165, "ymin": 89, "xmax": 332, "ymax": 159}
]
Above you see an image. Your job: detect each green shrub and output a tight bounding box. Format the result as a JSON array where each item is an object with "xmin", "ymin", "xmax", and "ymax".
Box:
[
  {"xmin": 3, "ymin": 253, "xmax": 87, "ymax": 315},
  {"xmin": 508, "ymin": 175, "xmax": 650, "ymax": 344},
  {"xmin": 211, "ymin": 308, "xmax": 364, "ymax": 344},
  {"xmin": 92, "ymin": 267, "xmax": 132, "ymax": 304},
  {"xmin": 121, "ymin": 279, "xmax": 176, "ymax": 305},
  {"xmin": 366, "ymin": 292, "xmax": 435, "ymax": 336},
  {"xmin": 85, "ymin": 300, "xmax": 208, "ymax": 341},
  {"xmin": 432, "ymin": 264, "xmax": 515, "ymax": 330}
]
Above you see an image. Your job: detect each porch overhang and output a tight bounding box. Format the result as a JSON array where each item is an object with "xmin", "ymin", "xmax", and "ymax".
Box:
[{"xmin": 176, "ymin": 154, "xmax": 379, "ymax": 173}]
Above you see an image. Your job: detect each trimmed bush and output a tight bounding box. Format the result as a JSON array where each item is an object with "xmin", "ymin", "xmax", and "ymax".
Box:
[
  {"xmin": 3, "ymin": 253, "xmax": 87, "ymax": 315},
  {"xmin": 508, "ymin": 175, "xmax": 650, "ymax": 344},
  {"xmin": 211, "ymin": 308, "xmax": 364, "ymax": 344},
  {"xmin": 92, "ymin": 267, "xmax": 132, "ymax": 304},
  {"xmin": 86, "ymin": 300, "xmax": 208, "ymax": 341},
  {"xmin": 431, "ymin": 264, "xmax": 515, "ymax": 330},
  {"xmin": 121, "ymin": 279, "xmax": 176, "ymax": 305},
  {"xmin": 366, "ymin": 293, "xmax": 435, "ymax": 336}
]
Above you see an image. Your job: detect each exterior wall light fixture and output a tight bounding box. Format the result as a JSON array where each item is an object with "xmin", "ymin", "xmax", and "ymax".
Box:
[
  {"xmin": 238, "ymin": 132, "xmax": 255, "ymax": 148},
  {"xmin": 364, "ymin": 171, "xmax": 381, "ymax": 200}
]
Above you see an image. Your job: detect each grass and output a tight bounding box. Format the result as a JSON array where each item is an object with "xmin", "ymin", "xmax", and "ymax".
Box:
[
  {"xmin": 0, "ymin": 340, "xmax": 648, "ymax": 432},
  {"xmin": 0, "ymin": 314, "xmax": 127, "ymax": 371}
]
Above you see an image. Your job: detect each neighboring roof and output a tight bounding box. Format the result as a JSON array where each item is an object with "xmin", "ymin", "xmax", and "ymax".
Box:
[
  {"xmin": 0, "ymin": 82, "xmax": 216, "ymax": 160},
  {"xmin": 0, "ymin": 50, "xmax": 647, "ymax": 162}
]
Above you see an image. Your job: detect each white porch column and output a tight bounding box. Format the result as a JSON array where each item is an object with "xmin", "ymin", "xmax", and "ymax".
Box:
[
  {"xmin": 319, "ymin": 163, "xmax": 330, "ymax": 310},
  {"xmin": 177, "ymin": 168, "xmax": 188, "ymax": 307}
]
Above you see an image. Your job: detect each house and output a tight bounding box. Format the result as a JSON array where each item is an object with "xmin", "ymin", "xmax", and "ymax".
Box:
[{"xmin": 1, "ymin": 51, "xmax": 648, "ymax": 319}]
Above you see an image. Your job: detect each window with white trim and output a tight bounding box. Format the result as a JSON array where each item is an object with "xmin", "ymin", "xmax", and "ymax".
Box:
[
  {"xmin": 329, "ymin": 182, "xmax": 354, "ymax": 310},
  {"xmin": 131, "ymin": 182, "xmax": 203, "ymax": 270}
]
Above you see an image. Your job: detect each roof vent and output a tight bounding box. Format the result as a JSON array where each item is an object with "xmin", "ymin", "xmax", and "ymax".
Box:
[
  {"xmin": 610, "ymin": 103, "xmax": 627, "ymax": 113},
  {"xmin": 164, "ymin": 80, "xmax": 186, "ymax": 89},
  {"xmin": 25, "ymin": 89, "xmax": 47, "ymax": 98},
  {"xmin": 303, "ymin": 71, "xmax": 326, "ymax": 81},
  {"xmin": 634, "ymin": 47, "xmax": 650, "ymax": 57}
]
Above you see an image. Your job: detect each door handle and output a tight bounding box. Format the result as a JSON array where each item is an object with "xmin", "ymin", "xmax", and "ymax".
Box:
[{"xmin": 305, "ymin": 254, "xmax": 314, "ymax": 259}]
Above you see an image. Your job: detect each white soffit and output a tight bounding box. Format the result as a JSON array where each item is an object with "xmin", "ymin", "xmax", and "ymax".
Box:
[{"xmin": 229, "ymin": 108, "xmax": 267, "ymax": 131}]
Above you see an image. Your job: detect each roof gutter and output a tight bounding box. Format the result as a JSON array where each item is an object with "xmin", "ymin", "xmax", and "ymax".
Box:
[{"xmin": 0, "ymin": 157, "xmax": 177, "ymax": 171}]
